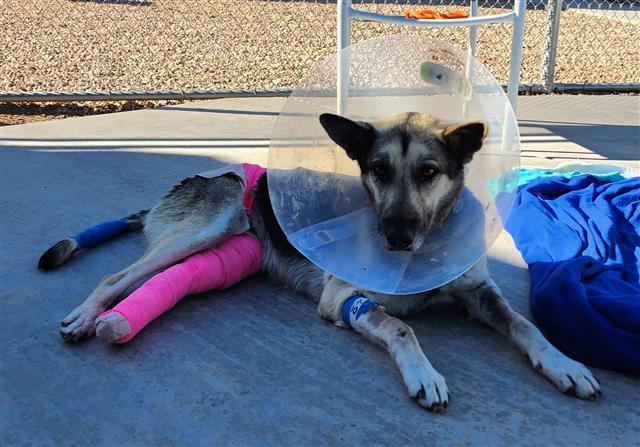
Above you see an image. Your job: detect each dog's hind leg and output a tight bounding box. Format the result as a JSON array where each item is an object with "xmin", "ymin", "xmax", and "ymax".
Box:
[
  {"xmin": 60, "ymin": 231, "xmax": 229, "ymax": 342},
  {"xmin": 317, "ymin": 276, "xmax": 450, "ymax": 412},
  {"xmin": 60, "ymin": 174, "xmax": 247, "ymax": 342},
  {"xmin": 447, "ymin": 258, "xmax": 601, "ymax": 400}
]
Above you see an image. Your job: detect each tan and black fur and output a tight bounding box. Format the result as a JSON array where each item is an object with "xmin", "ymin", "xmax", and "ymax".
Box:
[{"xmin": 41, "ymin": 112, "xmax": 601, "ymax": 412}]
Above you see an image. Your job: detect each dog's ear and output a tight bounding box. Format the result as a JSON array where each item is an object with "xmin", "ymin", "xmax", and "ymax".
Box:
[
  {"xmin": 319, "ymin": 113, "xmax": 375, "ymax": 161},
  {"xmin": 441, "ymin": 121, "xmax": 488, "ymax": 164}
]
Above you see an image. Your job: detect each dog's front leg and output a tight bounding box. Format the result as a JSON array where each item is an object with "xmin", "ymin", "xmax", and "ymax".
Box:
[
  {"xmin": 449, "ymin": 261, "xmax": 601, "ymax": 400},
  {"xmin": 318, "ymin": 276, "xmax": 450, "ymax": 411}
]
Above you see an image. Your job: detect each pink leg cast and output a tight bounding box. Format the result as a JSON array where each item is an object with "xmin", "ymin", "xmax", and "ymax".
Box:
[{"xmin": 96, "ymin": 233, "xmax": 262, "ymax": 343}]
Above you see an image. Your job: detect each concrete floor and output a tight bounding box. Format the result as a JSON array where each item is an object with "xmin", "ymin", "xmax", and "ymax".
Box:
[{"xmin": 1, "ymin": 96, "xmax": 639, "ymax": 446}]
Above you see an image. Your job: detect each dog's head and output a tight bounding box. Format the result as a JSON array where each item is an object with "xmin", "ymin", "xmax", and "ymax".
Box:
[{"xmin": 319, "ymin": 112, "xmax": 487, "ymax": 251}]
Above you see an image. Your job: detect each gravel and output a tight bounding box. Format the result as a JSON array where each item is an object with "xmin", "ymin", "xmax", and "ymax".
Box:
[{"xmin": 1, "ymin": 0, "xmax": 638, "ymax": 97}]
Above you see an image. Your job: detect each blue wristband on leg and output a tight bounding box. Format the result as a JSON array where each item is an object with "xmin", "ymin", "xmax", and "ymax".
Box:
[
  {"xmin": 341, "ymin": 293, "xmax": 379, "ymax": 327},
  {"xmin": 73, "ymin": 219, "xmax": 129, "ymax": 249}
]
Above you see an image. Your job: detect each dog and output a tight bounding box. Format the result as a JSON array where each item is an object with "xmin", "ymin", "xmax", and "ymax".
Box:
[{"xmin": 42, "ymin": 112, "xmax": 601, "ymax": 411}]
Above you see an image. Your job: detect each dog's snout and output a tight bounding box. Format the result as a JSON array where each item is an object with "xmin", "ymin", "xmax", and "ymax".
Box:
[
  {"xmin": 382, "ymin": 215, "xmax": 419, "ymax": 251},
  {"xmin": 386, "ymin": 232, "xmax": 413, "ymax": 250}
]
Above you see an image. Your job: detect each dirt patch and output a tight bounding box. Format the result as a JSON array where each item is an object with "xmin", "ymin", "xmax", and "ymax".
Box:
[{"xmin": 0, "ymin": 100, "xmax": 184, "ymax": 126}]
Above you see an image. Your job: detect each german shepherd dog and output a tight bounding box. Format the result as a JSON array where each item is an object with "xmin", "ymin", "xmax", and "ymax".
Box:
[{"xmin": 42, "ymin": 112, "xmax": 601, "ymax": 411}]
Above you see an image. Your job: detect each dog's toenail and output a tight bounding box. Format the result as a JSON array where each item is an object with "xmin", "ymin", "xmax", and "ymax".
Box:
[{"xmin": 415, "ymin": 385, "xmax": 426, "ymax": 401}]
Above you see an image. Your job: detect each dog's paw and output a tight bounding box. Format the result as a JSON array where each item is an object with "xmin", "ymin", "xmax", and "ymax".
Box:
[
  {"xmin": 401, "ymin": 361, "xmax": 450, "ymax": 412},
  {"xmin": 95, "ymin": 312, "xmax": 131, "ymax": 343},
  {"xmin": 60, "ymin": 304, "xmax": 103, "ymax": 342},
  {"xmin": 527, "ymin": 349, "xmax": 601, "ymax": 400}
]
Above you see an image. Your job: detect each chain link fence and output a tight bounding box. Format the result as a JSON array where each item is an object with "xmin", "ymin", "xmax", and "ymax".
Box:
[{"xmin": 0, "ymin": 0, "xmax": 638, "ymax": 99}]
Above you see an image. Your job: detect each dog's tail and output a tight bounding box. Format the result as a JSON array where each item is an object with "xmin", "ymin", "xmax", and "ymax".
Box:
[{"xmin": 38, "ymin": 210, "xmax": 149, "ymax": 271}]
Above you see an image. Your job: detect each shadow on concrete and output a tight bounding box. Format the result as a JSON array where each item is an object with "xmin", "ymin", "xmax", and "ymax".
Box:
[
  {"xmin": 159, "ymin": 106, "xmax": 316, "ymax": 119},
  {"xmin": 2, "ymin": 137, "xmax": 269, "ymax": 142},
  {"xmin": 519, "ymin": 120, "xmax": 640, "ymax": 160},
  {"xmin": 1, "ymin": 143, "xmax": 267, "ymax": 150},
  {"xmin": 161, "ymin": 106, "xmax": 281, "ymax": 117}
]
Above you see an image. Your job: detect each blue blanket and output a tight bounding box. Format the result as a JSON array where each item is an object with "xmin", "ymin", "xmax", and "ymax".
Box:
[{"xmin": 505, "ymin": 175, "xmax": 640, "ymax": 373}]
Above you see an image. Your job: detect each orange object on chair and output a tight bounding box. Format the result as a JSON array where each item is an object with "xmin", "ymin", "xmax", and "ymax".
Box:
[{"xmin": 405, "ymin": 9, "xmax": 469, "ymax": 19}]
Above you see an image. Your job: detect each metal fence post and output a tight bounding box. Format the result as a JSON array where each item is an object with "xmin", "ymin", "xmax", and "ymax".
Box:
[
  {"xmin": 540, "ymin": 0, "xmax": 564, "ymax": 93},
  {"xmin": 469, "ymin": 0, "xmax": 479, "ymax": 57},
  {"xmin": 337, "ymin": 0, "xmax": 351, "ymax": 115},
  {"xmin": 506, "ymin": 0, "xmax": 526, "ymax": 111}
]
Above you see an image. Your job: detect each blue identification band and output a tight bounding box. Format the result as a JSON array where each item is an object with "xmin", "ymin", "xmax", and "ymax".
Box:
[
  {"xmin": 73, "ymin": 219, "xmax": 129, "ymax": 249},
  {"xmin": 341, "ymin": 293, "xmax": 379, "ymax": 327}
]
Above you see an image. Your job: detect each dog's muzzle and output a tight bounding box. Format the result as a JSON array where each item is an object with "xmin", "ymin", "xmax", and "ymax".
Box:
[{"xmin": 382, "ymin": 214, "xmax": 420, "ymax": 251}]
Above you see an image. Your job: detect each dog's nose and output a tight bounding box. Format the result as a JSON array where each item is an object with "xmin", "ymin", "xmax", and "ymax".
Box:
[
  {"xmin": 382, "ymin": 215, "xmax": 418, "ymax": 250},
  {"xmin": 386, "ymin": 232, "xmax": 414, "ymax": 250}
]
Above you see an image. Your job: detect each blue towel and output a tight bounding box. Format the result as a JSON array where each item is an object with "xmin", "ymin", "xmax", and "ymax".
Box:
[{"xmin": 504, "ymin": 175, "xmax": 640, "ymax": 373}]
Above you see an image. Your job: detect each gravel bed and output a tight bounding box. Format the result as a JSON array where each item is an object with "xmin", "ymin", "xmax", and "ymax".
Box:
[{"xmin": 1, "ymin": 0, "xmax": 638, "ymax": 96}]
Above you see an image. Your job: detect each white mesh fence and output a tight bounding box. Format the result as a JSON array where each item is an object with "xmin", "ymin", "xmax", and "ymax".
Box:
[{"xmin": 0, "ymin": 0, "xmax": 638, "ymax": 94}]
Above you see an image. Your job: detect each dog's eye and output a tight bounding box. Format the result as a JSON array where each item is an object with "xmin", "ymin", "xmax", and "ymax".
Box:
[
  {"xmin": 371, "ymin": 164, "xmax": 388, "ymax": 180},
  {"xmin": 420, "ymin": 167, "xmax": 438, "ymax": 182}
]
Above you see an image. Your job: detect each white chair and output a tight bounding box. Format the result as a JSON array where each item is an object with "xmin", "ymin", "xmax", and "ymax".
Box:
[{"xmin": 336, "ymin": 0, "xmax": 526, "ymax": 114}]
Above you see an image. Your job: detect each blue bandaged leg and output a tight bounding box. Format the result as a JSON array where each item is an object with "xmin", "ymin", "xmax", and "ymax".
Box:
[
  {"xmin": 341, "ymin": 293, "xmax": 379, "ymax": 327},
  {"xmin": 74, "ymin": 219, "xmax": 130, "ymax": 249}
]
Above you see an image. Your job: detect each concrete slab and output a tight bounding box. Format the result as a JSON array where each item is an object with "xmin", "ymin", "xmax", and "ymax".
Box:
[
  {"xmin": 1, "ymin": 96, "xmax": 639, "ymax": 446},
  {"xmin": 517, "ymin": 95, "xmax": 639, "ymax": 168}
]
